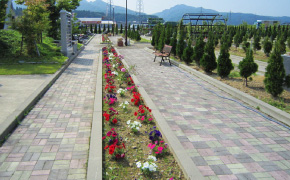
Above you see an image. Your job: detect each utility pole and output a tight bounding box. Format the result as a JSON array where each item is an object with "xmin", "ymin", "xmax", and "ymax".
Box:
[{"xmin": 125, "ymin": 0, "xmax": 128, "ymax": 46}]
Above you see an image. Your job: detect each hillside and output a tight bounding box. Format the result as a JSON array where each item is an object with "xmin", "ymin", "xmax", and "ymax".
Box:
[{"xmin": 154, "ymin": 4, "xmax": 290, "ymax": 25}]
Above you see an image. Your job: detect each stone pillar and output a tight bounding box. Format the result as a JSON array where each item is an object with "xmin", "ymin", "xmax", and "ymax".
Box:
[
  {"xmin": 60, "ymin": 10, "xmax": 72, "ymax": 56},
  {"xmin": 282, "ymin": 55, "xmax": 290, "ymax": 76}
]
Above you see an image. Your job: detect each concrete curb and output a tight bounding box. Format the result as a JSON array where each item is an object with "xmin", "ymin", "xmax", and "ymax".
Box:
[
  {"xmin": 116, "ymin": 48, "xmax": 205, "ymax": 180},
  {"xmin": 172, "ymin": 59, "xmax": 290, "ymax": 127},
  {"xmin": 0, "ymin": 46, "xmax": 85, "ymax": 142},
  {"xmin": 87, "ymin": 50, "xmax": 103, "ymax": 180}
]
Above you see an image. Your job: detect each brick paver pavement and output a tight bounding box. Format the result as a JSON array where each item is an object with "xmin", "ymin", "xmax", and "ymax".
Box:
[
  {"xmin": 116, "ymin": 42, "xmax": 290, "ymax": 180},
  {"xmin": 0, "ymin": 35, "xmax": 101, "ymax": 180}
]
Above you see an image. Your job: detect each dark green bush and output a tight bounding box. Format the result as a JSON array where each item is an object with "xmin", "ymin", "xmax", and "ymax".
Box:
[{"xmin": 0, "ymin": 30, "xmax": 21, "ymax": 57}]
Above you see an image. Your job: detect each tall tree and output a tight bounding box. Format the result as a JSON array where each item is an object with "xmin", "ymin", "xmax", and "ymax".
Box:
[
  {"xmin": 217, "ymin": 43, "xmax": 234, "ymax": 78},
  {"xmin": 0, "ymin": 0, "xmax": 9, "ymax": 29},
  {"xmin": 264, "ymin": 42, "xmax": 286, "ymax": 97},
  {"xmin": 238, "ymin": 48, "xmax": 258, "ymax": 86},
  {"xmin": 192, "ymin": 35, "xmax": 205, "ymax": 65},
  {"xmin": 120, "ymin": 24, "xmax": 123, "ymax": 34},
  {"xmin": 263, "ymin": 37, "xmax": 272, "ymax": 57},
  {"xmin": 14, "ymin": 0, "xmax": 50, "ymax": 55},
  {"xmin": 200, "ymin": 33, "xmax": 217, "ymax": 73},
  {"xmin": 176, "ymin": 20, "xmax": 185, "ymax": 57},
  {"xmin": 98, "ymin": 24, "xmax": 101, "ymax": 34},
  {"xmin": 181, "ymin": 38, "xmax": 194, "ymax": 64},
  {"xmin": 170, "ymin": 30, "xmax": 177, "ymax": 56}
]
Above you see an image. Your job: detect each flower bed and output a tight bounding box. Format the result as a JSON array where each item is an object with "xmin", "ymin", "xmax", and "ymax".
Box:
[{"xmin": 102, "ymin": 45, "xmax": 185, "ymax": 179}]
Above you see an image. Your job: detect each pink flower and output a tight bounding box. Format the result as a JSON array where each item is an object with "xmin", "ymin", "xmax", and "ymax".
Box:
[
  {"xmin": 150, "ymin": 144, "xmax": 155, "ymax": 149},
  {"xmin": 158, "ymin": 147, "xmax": 164, "ymax": 152},
  {"xmin": 107, "ymin": 131, "xmax": 112, "ymax": 136},
  {"xmin": 155, "ymin": 151, "xmax": 160, "ymax": 154},
  {"xmin": 169, "ymin": 178, "xmax": 174, "ymax": 180},
  {"xmin": 148, "ymin": 118, "xmax": 153, "ymax": 121},
  {"xmin": 121, "ymin": 68, "xmax": 126, "ymax": 72},
  {"xmin": 141, "ymin": 116, "xmax": 145, "ymax": 121}
]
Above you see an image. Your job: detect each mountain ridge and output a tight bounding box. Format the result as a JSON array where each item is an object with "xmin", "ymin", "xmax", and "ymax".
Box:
[{"xmin": 154, "ymin": 4, "xmax": 290, "ymax": 25}]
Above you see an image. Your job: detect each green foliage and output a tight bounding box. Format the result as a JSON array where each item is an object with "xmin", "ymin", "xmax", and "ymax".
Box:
[
  {"xmin": 285, "ymin": 75, "xmax": 290, "ymax": 88},
  {"xmin": 13, "ymin": 0, "xmax": 50, "ymax": 56},
  {"xmin": 158, "ymin": 26, "xmax": 165, "ymax": 51},
  {"xmin": 0, "ymin": 29, "xmax": 21, "ymax": 57},
  {"xmin": 234, "ymin": 30, "xmax": 242, "ymax": 48},
  {"xmin": 264, "ymin": 43, "xmax": 286, "ymax": 97},
  {"xmin": 176, "ymin": 20, "xmax": 185, "ymax": 57},
  {"xmin": 200, "ymin": 34, "xmax": 217, "ymax": 73},
  {"xmin": 253, "ymin": 34, "xmax": 261, "ymax": 52},
  {"xmin": 181, "ymin": 39, "xmax": 194, "ymax": 64},
  {"xmin": 242, "ymin": 35, "xmax": 250, "ymax": 52},
  {"xmin": 287, "ymin": 36, "xmax": 290, "ymax": 50},
  {"xmin": 164, "ymin": 25, "xmax": 172, "ymax": 45},
  {"xmin": 98, "ymin": 24, "xmax": 101, "ymax": 34},
  {"xmin": 170, "ymin": 31, "xmax": 177, "ymax": 56},
  {"xmin": 192, "ymin": 35, "xmax": 205, "ymax": 65},
  {"xmin": 263, "ymin": 37, "xmax": 272, "ymax": 57},
  {"xmin": 277, "ymin": 37, "xmax": 286, "ymax": 54},
  {"xmin": 0, "ymin": 0, "xmax": 8, "ymax": 29},
  {"xmin": 120, "ymin": 24, "xmax": 123, "ymax": 34},
  {"xmin": 238, "ymin": 48, "xmax": 258, "ymax": 86},
  {"xmin": 103, "ymin": 24, "xmax": 106, "ymax": 32},
  {"xmin": 217, "ymin": 44, "xmax": 234, "ymax": 78}
]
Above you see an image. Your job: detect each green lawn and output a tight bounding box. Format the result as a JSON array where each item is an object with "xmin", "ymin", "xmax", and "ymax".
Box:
[{"xmin": 0, "ymin": 63, "xmax": 64, "ymax": 75}]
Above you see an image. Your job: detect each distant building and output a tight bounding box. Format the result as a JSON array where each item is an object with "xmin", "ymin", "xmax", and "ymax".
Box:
[
  {"xmin": 4, "ymin": 0, "xmax": 15, "ymax": 29},
  {"xmin": 78, "ymin": 18, "xmax": 102, "ymax": 25},
  {"xmin": 255, "ymin": 20, "xmax": 280, "ymax": 29}
]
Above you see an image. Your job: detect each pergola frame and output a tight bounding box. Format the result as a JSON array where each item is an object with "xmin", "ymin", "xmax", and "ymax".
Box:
[{"xmin": 182, "ymin": 13, "xmax": 227, "ymax": 37}]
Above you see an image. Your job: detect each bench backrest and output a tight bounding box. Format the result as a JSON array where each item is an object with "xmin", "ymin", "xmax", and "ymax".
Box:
[{"xmin": 162, "ymin": 45, "xmax": 172, "ymax": 55}]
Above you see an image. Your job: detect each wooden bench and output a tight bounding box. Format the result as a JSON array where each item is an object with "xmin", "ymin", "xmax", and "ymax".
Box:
[{"xmin": 153, "ymin": 45, "xmax": 172, "ymax": 66}]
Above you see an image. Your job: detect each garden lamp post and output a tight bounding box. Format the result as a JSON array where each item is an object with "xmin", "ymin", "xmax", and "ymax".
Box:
[{"xmin": 125, "ymin": 0, "xmax": 128, "ymax": 46}]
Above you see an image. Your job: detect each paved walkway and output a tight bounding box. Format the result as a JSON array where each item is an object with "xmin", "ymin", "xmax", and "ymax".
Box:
[
  {"xmin": 0, "ymin": 75, "xmax": 52, "ymax": 125},
  {"xmin": 0, "ymin": 35, "xmax": 101, "ymax": 179},
  {"xmin": 112, "ymin": 36, "xmax": 290, "ymax": 180}
]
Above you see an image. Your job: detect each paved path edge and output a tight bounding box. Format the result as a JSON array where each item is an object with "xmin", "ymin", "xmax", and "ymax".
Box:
[
  {"xmin": 115, "ymin": 47, "xmax": 205, "ymax": 180},
  {"xmin": 87, "ymin": 50, "xmax": 103, "ymax": 180},
  {"xmin": 168, "ymin": 58, "xmax": 290, "ymax": 128},
  {"xmin": 0, "ymin": 46, "xmax": 86, "ymax": 143}
]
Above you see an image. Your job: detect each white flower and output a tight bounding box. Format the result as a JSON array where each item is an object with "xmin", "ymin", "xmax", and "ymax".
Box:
[
  {"xmin": 149, "ymin": 163, "xmax": 157, "ymax": 171},
  {"xmin": 136, "ymin": 161, "xmax": 142, "ymax": 168},
  {"xmin": 142, "ymin": 162, "xmax": 149, "ymax": 169},
  {"xmin": 136, "ymin": 127, "xmax": 140, "ymax": 131},
  {"xmin": 127, "ymin": 120, "xmax": 131, "ymax": 125},
  {"xmin": 148, "ymin": 155, "xmax": 157, "ymax": 161},
  {"xmin": 112, "ymin": 71, "xmax": 118, "ymax": 76},
  {"xmin": 124, "ymin": 101, "xmax": 129, "ymax": 104}
]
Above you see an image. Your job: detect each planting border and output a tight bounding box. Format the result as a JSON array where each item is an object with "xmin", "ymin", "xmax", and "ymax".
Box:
[
  {"xmin": 87, "ymin": 50, "xmax": 103, "ymax": 180},
  {"xmin": 115, "ymin": 48, "xmax": 205, "ymax": 180}
]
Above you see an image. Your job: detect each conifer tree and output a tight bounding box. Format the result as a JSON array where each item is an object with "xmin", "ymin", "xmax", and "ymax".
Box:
[
  {"xmin": 264, "ymin": 43, "xmax": 286, "ymax": 97},
  {"xmin": 103, "ymin": 24, "xmax": 106, "ymax": 32},
  {"xmin": 176, "ymin": 20, "xmax": 185, "ymax": 57},
  {"xmin": 98, "ymin": 24, "xmax": 101, "ymax": 34},
  {"xmin": 158, "ymin": 25, "xmax": 165, "ymax": 50},
  {"xmin": 115, "ymin": 24, "xmax": 118, "ymax": 35},
  {"xmin": 120, "ymin": 24, "xmax": 123, "ymax": 34},
  {"xmin": 200, "ymin": 33, "xmax": 217, "ymax": 73},
  {"xmin": 217, "ymin": 43, "xmax": 234, "ymax": 78},
  {"xmin": 277, "ymin": 36, "xmax": 286, "ymax": 54},
  {"xmin": 253, "ymin": 33, "xmax": 261, "ymax": 53},
  {"xmin": 181, "ymin": 38, "xmax": 194, "ymax": 64},
  {"xmin": 263, "ymin": 37, "xmax": 272, "ymax": 57},
  {"xmin": 170, "ymin": 31, "xmax": 177, "ymax": 56},
  {"xmin": 94, "ymin": 24, "xmax": 97, "ymax": 33},
  {"xmin": 192, "ymin": 35, "xmax": 205, "ymax": 65},
  {"xmin": 242, "ymin": 35, "xmax": 250, "ymax": 52},
  {"xmin": 238, "ymin": 48, "xmax": 258, "ymax": 86}
]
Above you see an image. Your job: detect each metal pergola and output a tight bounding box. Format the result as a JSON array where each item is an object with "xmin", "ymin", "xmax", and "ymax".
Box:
[{"xmin": 181, "ymin": 13, "xmax": 227, "ymax": 36}]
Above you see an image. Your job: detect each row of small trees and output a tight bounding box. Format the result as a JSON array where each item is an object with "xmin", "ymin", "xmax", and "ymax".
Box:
[{"xmin": 151, "ymin": 21, "xmax": 290, "ymax": 97}]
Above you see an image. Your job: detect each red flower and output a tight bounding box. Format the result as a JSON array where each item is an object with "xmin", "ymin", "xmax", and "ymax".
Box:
[
  {"xmin": 141, "ymin": 109, "xmax": 145, "ymax": 114},
  {"xmin": 109, "ymin": 145, "xmax": 115, "ymax": 154},
  {"xmin": 149, "ymin": 109, "xmax": 152, "ymax": 112},
  {"xmin": 134, "ymin": 112, "xmax": 138, "ymax": 116},
  {"xmin": 103, "ymin": 112, "xmax": 110, "ymax": 121},
  {"xmin": 113, "ymin": 139, "xmax": 118, "ymax": 144},
  {"xmin": 122, "ymin": 143, "xmax": 126, "ymax": 149},
  {"xmin": 102, "ymin": 136, "xmax": 106, "ymax": 140},
  {"xmin": 104, "ymin": 145, "xmax": 109, "ymax": 149},
  {"xmin": 115, "ymin": 154, "xmax": 121, "ymax": 159},
  {"xmin": 112, "ymin": 132, "xmax": 117, "ymax": 137},
  {"xmin": 112, "ymin": 118, "xmax": 118, "ymax": 124}
]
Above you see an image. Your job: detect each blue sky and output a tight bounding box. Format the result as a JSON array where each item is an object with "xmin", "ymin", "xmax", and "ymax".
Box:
[{"xmin": 87, "ymin": 0, "xmax": 290, "ymax": 17}]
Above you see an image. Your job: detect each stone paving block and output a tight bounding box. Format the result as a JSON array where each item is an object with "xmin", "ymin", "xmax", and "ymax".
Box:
[{"xmin": 210, "ymin": 165, "xmax": 232, "ymax": 175}]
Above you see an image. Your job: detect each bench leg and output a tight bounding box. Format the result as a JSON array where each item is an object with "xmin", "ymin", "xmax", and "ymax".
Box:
[
  {"xmin": 160, "ymin": 57, "xmax": 164, "ymax": 66},
  {"xmin": 154, "ymin": 55, "xmax": 157, "ymax": 62}
]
